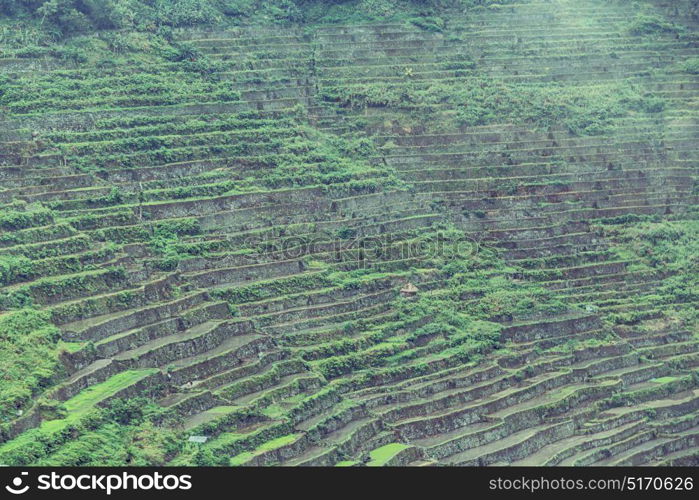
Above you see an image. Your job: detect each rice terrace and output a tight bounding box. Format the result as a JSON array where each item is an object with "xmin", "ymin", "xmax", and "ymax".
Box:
[{"xmin": 0, "ymin": 0, "xmax": 698, "ymax": 468}]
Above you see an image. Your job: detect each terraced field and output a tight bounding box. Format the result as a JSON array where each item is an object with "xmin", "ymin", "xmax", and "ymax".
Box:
[{"xmin": 0, "ymin": 0, "xmax": 698, "ymax": 466}]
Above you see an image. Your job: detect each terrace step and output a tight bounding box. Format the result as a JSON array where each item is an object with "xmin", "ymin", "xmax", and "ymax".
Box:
[
  {"xmin": 60, "ymin": 290, "xmax": 215, "ymax": 342},
  {"xmin": 181, "ymin": 405, "xmax": 240, "ymax": 431},
  {"xmin": 1, "ymin": 0, "xmax": 698, "ymax": 466},
  {"xmin": 112, "ymin": 319, "xmax": 253, "ymax": 368},
  {"xmin": 442, "ymin": 422, "xmax": 573, "ymax": 466},
  {"xmin": 593, "ymin": 426, "xmax": 699, "ymax": 466},
  {"xmin": 513, "ymin": 419, "xmax": 648, "ymax": 466}
]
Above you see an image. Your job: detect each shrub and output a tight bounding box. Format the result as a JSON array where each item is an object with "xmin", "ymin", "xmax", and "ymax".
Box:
[
  {"xmin": 0, "ymin": 206, "xmax": 54, "ymax": 231},
  {"xmin": 0, "ymin": 309, "xmax": 62, "ymax": 422},
  {"xmin": 626, "ymin": 14, "xmax": 679, "ymax": 36},
  {"xmin": 409, "ymin": 16, "xmax": 446, "ymax": 32},
  {"xmin": 681, "ymin": 58, "xmax": 699, "ymax": 74},
  {"xmin": 0, "ymin": 256, "xmax": 34, "ymax": 286}
]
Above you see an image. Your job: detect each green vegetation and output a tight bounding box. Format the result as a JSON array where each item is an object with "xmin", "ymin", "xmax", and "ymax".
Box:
[
  {"xmin": 682, "ymin": 58, "xmax": 699, "ymax": 75},
  {"xmin": 229, "ymin": 433, "xmax": 301, "ymax": 466},
  {"xmin": 0, "ymin": 205, "xmax": 54, "ymax": 231},
  {"xmin": 603, "ymin": 221, "xmax": 698, "ymax": 327},
  {"xmin": 366, "ymin": 442, "xmax": 410, "ymax": 466},
  {"xmin": 0, "ymin": 396, "xmax": 181, "ymax": 466},
  {"xmin": 0, "ymin": 0, "xmax": 516, "ymax": 40},
  {"xmin": 324, "ymin": 78, "xmax": 664, "ymax": 135},
  {"xmin": 607, "ymin": 220, "xmax": 699, "ymax": 272},
  {"xmin": 0, "ymin": 309, "xmax": 62, "ymax": 423},
  {"xmin": 650, "ymin": 376, "xmax": 680, "ymax": 384},
  {"xmin": 0, "ymin": 0, "xmax": 697, "ymax": 467},
  {"xmin": 625, "ymin": 13, "xmax": 680, "ymax": 36}
]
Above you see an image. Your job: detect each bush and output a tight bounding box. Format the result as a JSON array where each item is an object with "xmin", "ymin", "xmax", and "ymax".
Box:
[
  {"xmin": 0, "ymin": 255, "xmax": 34, "ymax": 286},
  {"xmin": 626, "ymin": 14, "xmax": 679, "ymax": 36},
  {"xmin": 681, "ymin": 58, "xmax": 699, "ymax": 75},
  {"xmin": 0, "ymin": 309, "xmax": 62, "ymax": 422},
  {"xmin": 105, "ymin": 397, "xmax": 149, "ymax": 425},
  {"xmin": 409, "ymin": 16, "xmax": 446, "ymax": 32},
  {"xmin": 0, "ymin": 206, "xmax": 54, "ymax": 231},
  {"xmin": 154, "ymin": 0, "xmax": 221, "ymax": 26}
]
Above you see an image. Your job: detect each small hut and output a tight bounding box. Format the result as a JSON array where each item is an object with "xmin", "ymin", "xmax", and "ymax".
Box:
[{"xmin": 400, "ymin": 282, "xmax": 419, "ymax": 298}]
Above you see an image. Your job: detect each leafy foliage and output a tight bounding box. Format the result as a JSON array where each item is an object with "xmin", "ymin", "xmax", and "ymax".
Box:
[
  {"xmin": 682, "ymin": 57, "xmax": 699, "ymax": 74},
  {"xmin": 0, "ymin": 0, "xmax": 696, "ymax": 467},
  {"xmin": 324, "ymin": 77, "xmax": 665, "ymax": 135},
  {"xmin": 0, "ymin": 309, "xmax": 62, "ymax": 423},
  {"xmin": 0, "ymin": 0, "xmax": 508, "ymax": 35},
  {"xmin": 625, "ymin": 13, "xmax": 680, "ymax": 35}
]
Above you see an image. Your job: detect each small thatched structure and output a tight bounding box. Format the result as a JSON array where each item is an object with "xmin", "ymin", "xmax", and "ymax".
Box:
[{"xmin": 400, "ymin": 282, "xmax": 419, "ymax": 298}]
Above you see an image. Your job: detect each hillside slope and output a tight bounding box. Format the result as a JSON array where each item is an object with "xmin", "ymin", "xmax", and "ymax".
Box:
[{"xmin": 0, "ymin": 0, "xmax": 697, "ymax": 466}]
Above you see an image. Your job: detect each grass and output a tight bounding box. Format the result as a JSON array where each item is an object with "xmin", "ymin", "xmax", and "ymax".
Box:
[
  {"xmin": 62, "ymin": 370, "xmax": 158, "ymax": 416},
  {"xmin": 366, "ymin": 443, "xmax": 411, "ymax": 466},
  {"xmin": 229, "ymin": 433, "xmax": 302, "ymax": 466},
  {"xmin": 1, "ymin": 0, "xmax": 698, "ymax": 467},
  {"xmin": 57, "ymin": 341, "xmax": 86, "ymax": 353},
  {"xmin": 0, "ymin": 369, "xmax": 157, "ymax": 456},
  {"xmin": 650, "ymin": 377, "xmax": 680, "ymax": 384}
]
